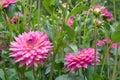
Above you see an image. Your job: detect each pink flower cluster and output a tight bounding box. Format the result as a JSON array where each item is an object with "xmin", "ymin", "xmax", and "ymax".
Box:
[
  {"xmin": 91, "ymin": 6, "xmax": 113, "ymax": 21},
  {"xmin": 67, "ymin": 16, "xmax": 74, "ymax": 28},
  {"xmin": 97, "ymin": 39, "xmax": 120, "ymax": 49},
  {"xmin": 9, "ymin": 31, "xmax": 53, "ymax": 70},
  {"xmin": 64, "ymin": 48, "xmax": 100, "ymax": 71},
  {"xmin": 0, "ymin": 0, "xmax": 17, "ymax": 9}
]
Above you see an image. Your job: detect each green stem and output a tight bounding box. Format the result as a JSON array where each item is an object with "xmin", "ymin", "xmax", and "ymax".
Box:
[
  {"xmin": 111, "ymin": 44, "xmax": 119, "ymax": 80},
  {"xmin": 49, "ymin": 36, "xmax": 63, "ymax": 80},
  {"xmin": 78, "ymin": 69, "xmax": 80, "ymax": 76},
  {"xmin": 38, "ymin": 0, "xmax": 40, "ymax": 29},
  {"xmin": 91, "ymin": 0, "xmax": 97, "ymax": 6},
  {"xmin": 100, "ymin": 45, "xmax": 110, "ymax": 78},
  {"xmin": 107, "ymin": 55, "xmax": 110, "ymax": 79},
  {"xmin": 83, "ymin": 14, "xmax": 89, "ymax": 45},
  {"xmin": 38, "ymin": 66, "xmax": 41, "ymax": 80},
  {"xmin": 113, "ymin": 0, "xmax": 116, "ymax": 21},
  {"xmin": 33, "ymin": 68, "xmax": 37, "ymax": 80},
  {"xmin": 49, "ymin": 51, "xmax": 57, "ymax": 80},
  {"xmin": 3, "ymin": 61, "xmax": 9, "ymax": 80},
  {"xmin": 15, "ymin": 66, "xmax": 23, "ymax": 80},
  {"xmin": 104, "ymin": 28, "xmax": 110, "ymax": 79},
  {"xmin": 94, "ymin": 24, "xmax": 97, "ymax": 72},
  {"xmin": 82, "ymin": 68, "xmax": 86, "ymax": 80},
  {"xmin": 30, "ymin": 0, "xmax": 32, "ymax": 16}
]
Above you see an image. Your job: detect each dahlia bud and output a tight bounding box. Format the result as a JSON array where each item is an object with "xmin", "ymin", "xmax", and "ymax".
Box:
[
  {"xmin": 94, "ymin": 20, "xmax": 102, "ymax": 27},
  {"xmin": 93, "ymin": 8, "xmax": 101, "ymax": 15},
  {"xmin": 92, "ymin": 6, "xmax": 106, "ymax": 15},
  {"xmin": 62, "ymin": 2, "xmax": 67, "ymax": 8}
]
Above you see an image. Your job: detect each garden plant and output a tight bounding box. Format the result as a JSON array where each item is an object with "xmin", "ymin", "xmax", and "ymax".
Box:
[{"xmin": 0, "ymin": 0, "xmax": 120, "ymax": 80}]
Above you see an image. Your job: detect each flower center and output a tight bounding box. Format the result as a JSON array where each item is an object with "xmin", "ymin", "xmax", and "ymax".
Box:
[{"xmin": 27, "ymin": 38, "xmax": 35, "ymax": 44}]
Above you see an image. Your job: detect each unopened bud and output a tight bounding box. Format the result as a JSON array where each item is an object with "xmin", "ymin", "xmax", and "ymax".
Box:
[
  {"xmin": 93, "ymin": 8, "xmax": 101, "ymax": 15},
  {"xmin": 94, "ymin": 20, "xmax": 102, "ymax": 27}
]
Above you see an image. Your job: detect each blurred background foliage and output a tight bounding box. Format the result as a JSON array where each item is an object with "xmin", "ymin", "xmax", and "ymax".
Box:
[{"xmin": 0, "ymin": 0, "xmax": 120, "ymax": 80}]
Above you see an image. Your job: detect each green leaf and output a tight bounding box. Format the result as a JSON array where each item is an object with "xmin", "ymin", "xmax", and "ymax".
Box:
[
  {"xmin": 42, "ymin": 0, "xmax": 52, "ymax": 15},
  {"xmin": 67, "ymin": 6, "xmax": 89, "ymax": 19},
  {"xmin": 104, "ymin": 22, "xmax": 111, "ymax": 30},
  {"xmin": 85, "ymin": 65, "xmax": 94, "ymax": 80},
  {"xmin": 111, "ymin": 31, "xmax": 120, "ymax": 42},
  {"xmin": 8, "ymin": 69, "xmax": 18, "ymax": 80},
  {"xmin": 93, "ymin": 73, "xmax": 101, "ymax": 80},
  {"xmin": 55, "ymin": 75, "xmax": 70, "ymax": 80},
  {"xmin": 25, "ymin": 70, "xmax": 34, "ymax": 80},
  {"xmin": 0, "ymin": 69, "xmax": 5, "ymax": 80},
  {"xmin": 63, "ymin": 25, "xmax": 75, "ymax": 41},
  {"xmin": 111, "ymin": 23, "xmax": 120, "ymax": 42},
  {"xmin": 55, "ymin": 74, "xmax": 84, "ymax": 80},
  {"xmin": 4, "ymin": 4, "xmax": 21, "ymax": 19},
  {"xmin": 69, "ymin": 44, "xmax": 78, "ymax": 54},
  {"xmin": 54, "ymin": 0, "xmax": 59, "ymax": 6},
  {"xmin": 44, "ymin": 25, "xmax": 53, "ymax": 41},
  {"xmin": 45, "ymin": 64, "xmax": 51, "ymax": 74},
  {"xmin": 50, "ymin": 0, "xmax": 54, "ymax": 5}
]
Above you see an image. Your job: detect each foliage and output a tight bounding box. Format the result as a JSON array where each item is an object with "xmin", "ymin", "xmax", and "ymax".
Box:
[{"xmin": 0, "ymin": 0, "xmax": 120, "ymax": 80}]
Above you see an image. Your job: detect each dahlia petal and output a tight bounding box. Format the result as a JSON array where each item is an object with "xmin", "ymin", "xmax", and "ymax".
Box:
[
  {"xmin": 26, "ymin": 63, "xmax": 33, "ymax": 70},
  {"xmin": 9, "ymin": 53, "xmax": 18, "ymax": 57},
  {"xmin": 67, "ymin": 62, "xmax": 76, "ymax": 67},
  {"xmin": 83, "ymin": 64, "xmax": 88, "ymax": 68},
  {"xmin": 25, "ymin": 59, "xmax": 32, "ymax": 65},
  {"xmin": 14, "ymin": 57, "xmax": 24, "ymax": 63},
  {"xmin": 19, "ymin": 61, "xmax": 26, "ymax": 67},
  {"xmin": 39, "ymin": 60, "xmax": 44, "ymax": 65},
  {"xmin": 33, "ymin": 62, "xmax": 38, "ymax": 68},
  {"xmin": 76, "ymin": 64, "xmax": 82, "ymax": 68},
  {"xmin": 23, "ymin": 53, "xmax": 31, "ymax": 58}
]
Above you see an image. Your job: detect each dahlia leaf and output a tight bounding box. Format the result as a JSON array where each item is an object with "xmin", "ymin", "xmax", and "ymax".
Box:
[
  {"xmin": 4, "ymin": 4, "xmax": 21, "ymax": 19},
  {"xmin": 67, "ymin": 6, "xmax": 89, "ymax": 19},
  {"xmin": 8, "ymin": 69, "xmax": 18, "ymax": 80},
  {"xmin": 111, "ymin": 31, "xmax": 120, "ymax": 42},
  {"xmin": 63, "ymin": 24, "xmax": 75, "ymax": 41},
  {"xmin": 55, "ymin": 74, "xmax": 84, "ymax": 80},
  {"xmin": 25, "ymin": 70, "xmax": 34, "ymax": 80},
  {"xmin": 69, "ymin": 44, "xmax": 78, "ymax": 54},
  {"xmin": 0, "ymin": 69, "xmax": 5, "ymax": 80},
  {"xmin": 85, "ymin": 65, "xmax": 94, "ymax": 80}
]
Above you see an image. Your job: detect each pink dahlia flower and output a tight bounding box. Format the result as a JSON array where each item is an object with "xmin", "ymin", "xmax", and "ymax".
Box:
[
  {"xmin": 97, "ymin": 39, "xmax": 120, "ymax": 49},
  {"xmin": 67, "ymin": 16, "xmax": 74, "ymax": 28},
  {"xmin": 9, "ymin": 31, "xmax": 53, "ymax": 70},
  {"xmin": 90, "ymin": 5, "xmax": 113, "ymax": 21},
  {"xmin": 0, "ymin": 0, "xmax": 17, "ymax": 9},
  {"xmin": 111, "ymin": 43, "xmax": 120, "ymax": 49},
  {"xmin": 64, "ymin": 48, "xmax": 100, "ymax": 71},
  {"xmin": 97, "ymin": 39, "xmax": 111, "ymax": 46},
  {"xmin": 101, "ymin": 9, "xmax": 113, "ymax": 21}
]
